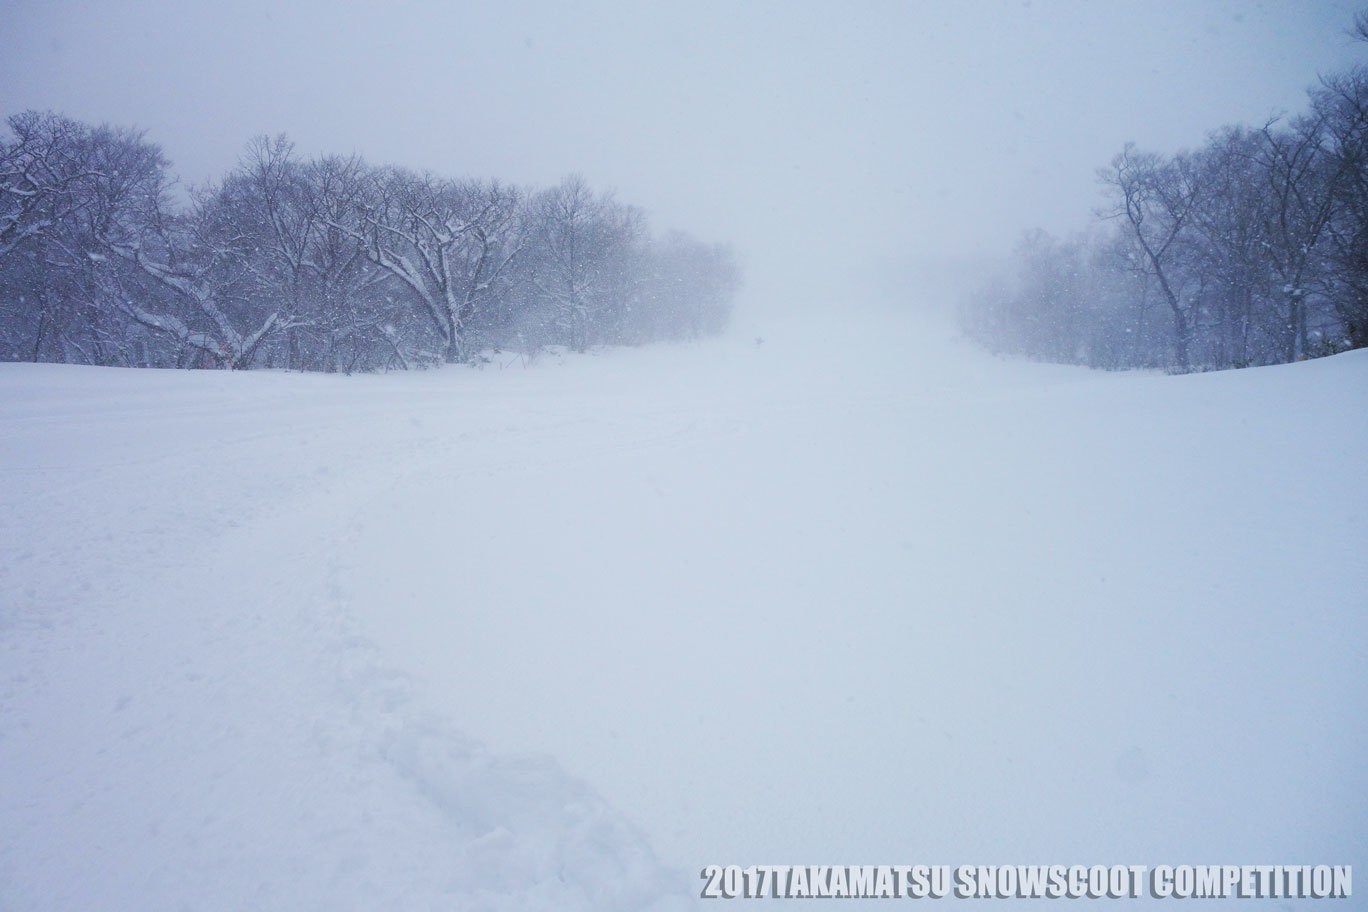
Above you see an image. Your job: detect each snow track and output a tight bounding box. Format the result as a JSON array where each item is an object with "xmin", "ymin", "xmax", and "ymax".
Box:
[{"xmin": 0, "ymin": 362, "xmax": 688, "ymax": 911}]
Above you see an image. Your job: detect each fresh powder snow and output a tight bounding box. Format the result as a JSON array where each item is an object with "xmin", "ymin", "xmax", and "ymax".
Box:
[{"xmin": 1, "ymin": 306, "xmax": 1364, "ymax": 909}]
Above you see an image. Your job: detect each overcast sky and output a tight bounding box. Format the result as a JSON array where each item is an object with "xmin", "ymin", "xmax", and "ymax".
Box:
[{"xmin": 3, "ymin": 0, "xmax": 1364, "ymax": 313}]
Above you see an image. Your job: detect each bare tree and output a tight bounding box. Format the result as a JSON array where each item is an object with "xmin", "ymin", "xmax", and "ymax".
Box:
[
  {"xmin": 102, "ymin": 175, "xmax": 297, "ymax": 369},
  {"xmin": 337, "ymin": 169, "xmax": 523, "ymax": 363},
  {"xmin": 525, "ymin": 175, "xmax": 645, "ymax": 351},
  {"xmin": 1101, "ymin": 145, "xmax": 1205, "ymax": 371},
  {"xmin": 1254, "ymin": 114, "xmax": 1339, "ymax": 361},
  {"xmin": 0, "ymin": 113, "xmax": 174, "ymax": 365},
  {"xmin": 635, "ymin": 231, "xmax": 740, "ymax": 343},
  {"xmin": 1185, "ymin": 126, "xmax": 1270, "ymax": 366},
  {"xmin": 2, "ymin": 112, "xmax": 740, "ymax": 370},
  {"xmin": 204, "ymin": 138, "xmax": 404, "ymax": 370},
  {"xmin": 0, "ymin": 112, "xmax": 100, "ymax": 259},
  {"xmin": 1315, "ymin": 68, "xmax": 1368, "ymax": 349}
]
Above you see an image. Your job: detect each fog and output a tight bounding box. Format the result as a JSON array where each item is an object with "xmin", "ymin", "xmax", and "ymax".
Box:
[
  {"xmin": 3, "ymin": 0, "xmax": 1362, "ymax": 315},
  {"xmin": 4, "ymin": 5, "xmax": 1367, "ymax": 908}
]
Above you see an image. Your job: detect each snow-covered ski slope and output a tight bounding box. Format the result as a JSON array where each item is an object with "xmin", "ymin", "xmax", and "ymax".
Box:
[{"xmin": 2, "ymin": 306, "xmax": 1365, "ymax": 910}]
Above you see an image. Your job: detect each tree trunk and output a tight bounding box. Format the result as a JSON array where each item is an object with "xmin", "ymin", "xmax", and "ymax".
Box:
[
  {"xmin": 31, "ymin": 310, "xmax": 47, "ymax": 362},
  {"xmin": 1172, "ymin": 308, "xmax": 1191, "ymax": 372}
]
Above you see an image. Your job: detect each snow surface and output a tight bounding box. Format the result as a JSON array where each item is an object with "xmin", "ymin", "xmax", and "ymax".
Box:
[{"xmin": 1, "ymin": 307, "xmax": 1365, "ymax": 909}]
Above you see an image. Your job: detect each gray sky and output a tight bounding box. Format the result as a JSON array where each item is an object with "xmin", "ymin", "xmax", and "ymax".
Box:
[{"xmin": 3, "ymin": 0, "xmax": 1364, "ymax": 312}]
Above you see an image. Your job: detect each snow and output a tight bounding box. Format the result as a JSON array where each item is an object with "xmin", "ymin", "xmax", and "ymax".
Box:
[{"xmin": 1, "ymin": 306, "xmax": 1365, "ymax": 909}]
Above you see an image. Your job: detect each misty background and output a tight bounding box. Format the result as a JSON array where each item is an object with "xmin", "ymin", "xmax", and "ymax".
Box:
[
  {"xmin": 4, "ymin": 4, "xmax": 1367, "ymax": 908},
  {"xmin": 4, "ymin": 0, "xmax": 1363, "ymax": 317}
]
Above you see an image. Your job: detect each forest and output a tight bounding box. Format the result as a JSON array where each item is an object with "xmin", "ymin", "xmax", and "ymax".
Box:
[
  {"xmin": 960, "ymin": 25, "xmax": 1368, "ymax": 372},
  {"xmin": 0, "ymin": 120, "xmax": 740, "ymax": 371}
]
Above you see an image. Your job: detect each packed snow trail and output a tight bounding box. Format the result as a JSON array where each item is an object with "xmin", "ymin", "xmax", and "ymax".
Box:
[{"xmin": 2, "ymin": 308, "xmax": 1365, "ymax": 909}]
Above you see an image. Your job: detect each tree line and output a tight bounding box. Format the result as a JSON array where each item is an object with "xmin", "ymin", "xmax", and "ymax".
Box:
[
  {"xmin": 960, "ymin": 18, "xmax": 1368, "ymax": 372},
  {"xmin": 0, "ymin": 115, "xmax": 740, "ymax": 371}
]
